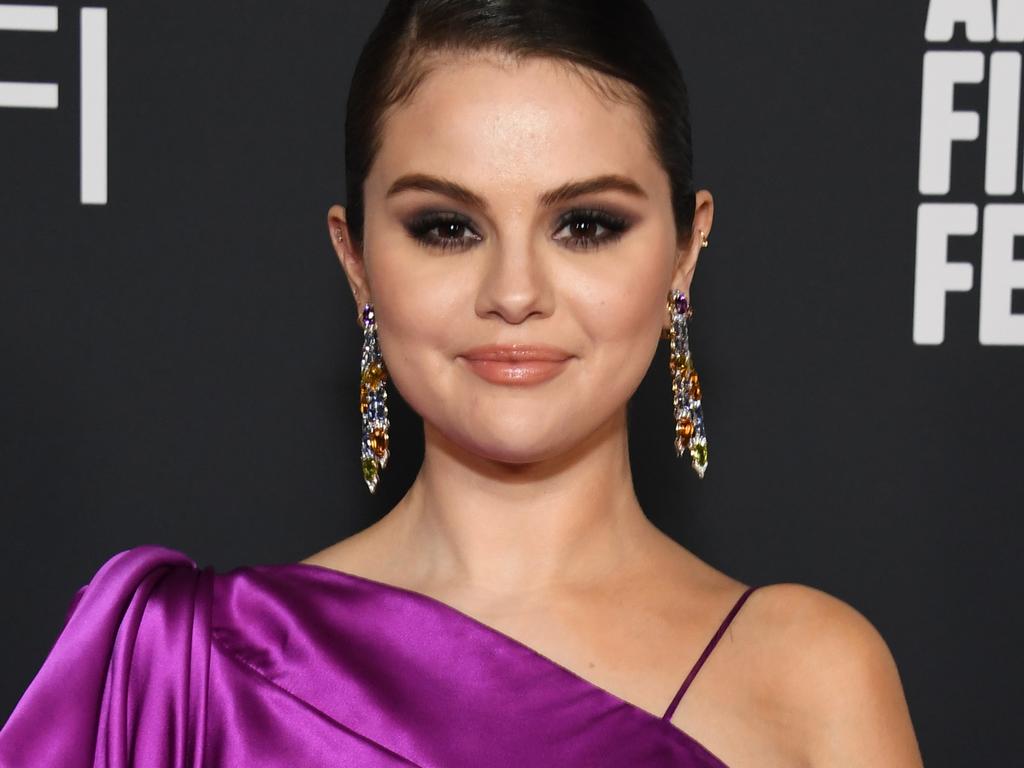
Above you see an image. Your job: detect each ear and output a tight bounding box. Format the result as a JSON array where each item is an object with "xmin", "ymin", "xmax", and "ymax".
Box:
[
  {"xmin": 327, "ymin": 203, "xmax": 371, "ymax": 327},
  {"xmin": 668, "ymin": 188, "xmax": 714, "ymax": 312}
]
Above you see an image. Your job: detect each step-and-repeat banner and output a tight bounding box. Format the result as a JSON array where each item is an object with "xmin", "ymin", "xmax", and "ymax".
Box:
[{"xmin": 1, "ymin": 2, "xmax": 1020, "ymax": 764}]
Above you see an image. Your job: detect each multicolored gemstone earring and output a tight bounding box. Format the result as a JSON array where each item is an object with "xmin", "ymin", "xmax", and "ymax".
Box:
[
  {"xmin": 667, "ymin": 288, "xmax": 709, "ymax": 478},
  {"xmin": 359, "ymin": 303, "xmax": 390, "ymax": 493}
]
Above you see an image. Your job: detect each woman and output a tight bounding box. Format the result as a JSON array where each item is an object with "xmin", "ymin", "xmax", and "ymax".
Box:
[{"xmin": 0, "ymin": 1, "xmax": 924, "ymax": 766}]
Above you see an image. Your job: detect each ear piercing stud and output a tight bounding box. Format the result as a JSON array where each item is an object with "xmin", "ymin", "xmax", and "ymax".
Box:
[{"xmin": 699, "ymin": 230, "xmax": 709, "ymax": 248}]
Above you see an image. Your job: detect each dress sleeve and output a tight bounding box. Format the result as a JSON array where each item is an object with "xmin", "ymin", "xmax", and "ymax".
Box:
[{"xmin": 0, "ymin": 545, "xmax": 214, "ymax": 768}]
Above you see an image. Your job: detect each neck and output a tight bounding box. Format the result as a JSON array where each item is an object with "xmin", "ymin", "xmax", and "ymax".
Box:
[{"xmin": 378, "ymin": 407, "xmax": 663, "ymax": 596}]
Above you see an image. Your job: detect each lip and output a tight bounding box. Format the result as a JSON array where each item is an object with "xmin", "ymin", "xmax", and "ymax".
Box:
[
  {"xmin": 460, "ymin": 344, "xmax": 573, "ymax": 362},
  {"xmin": 458, "ymin": 344, "xmax": 573, "ymax": 386}
]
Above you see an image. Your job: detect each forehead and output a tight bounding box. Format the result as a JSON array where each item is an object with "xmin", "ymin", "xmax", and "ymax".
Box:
[{"xmin": 368, "ymin": 53, "xmax": 661, "ymax": 198}]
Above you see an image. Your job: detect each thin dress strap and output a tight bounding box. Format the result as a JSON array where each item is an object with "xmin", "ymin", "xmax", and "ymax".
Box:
[{"xmin": 661, "ymin": 585, "xmax": 760, "ymax": 721}]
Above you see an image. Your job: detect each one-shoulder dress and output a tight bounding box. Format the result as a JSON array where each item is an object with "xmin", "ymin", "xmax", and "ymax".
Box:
[{"xmin": 0, "ymin": 545, "xmax": 760, "ymax": 767}]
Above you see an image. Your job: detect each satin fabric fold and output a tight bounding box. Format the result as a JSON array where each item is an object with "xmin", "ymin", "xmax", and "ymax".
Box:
[{"xmin": 0, "ymin": 545, "xmax": 728, "ymax": 767}]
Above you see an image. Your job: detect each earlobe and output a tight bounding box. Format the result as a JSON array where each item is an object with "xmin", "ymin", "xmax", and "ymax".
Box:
[
  {"xmin": 326, "ymin": 204, "xmax": 370, "ymax": 324},
  {"xmin": 670, "ymin": 188, "xmax": 715, "ymax": 301},
  {"xmin": 670, "ymin": 241, "xmax": 699, "ymax": 295}
]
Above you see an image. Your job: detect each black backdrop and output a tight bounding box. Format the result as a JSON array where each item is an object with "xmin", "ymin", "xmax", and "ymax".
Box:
[{"xmin": 1, "ymin": 2, "xmax": 1021, "ymax": 765}]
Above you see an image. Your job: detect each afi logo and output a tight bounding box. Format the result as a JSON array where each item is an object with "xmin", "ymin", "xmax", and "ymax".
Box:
[
  {"xmin": 915, "ymin": 0, "xmax": 1024, "ymax": 346},
  {"xmin": 0, "ymin": 4, "xmax": 107, "ymax": 204}
]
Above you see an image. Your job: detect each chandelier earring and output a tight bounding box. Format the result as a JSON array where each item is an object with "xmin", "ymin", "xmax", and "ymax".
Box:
[
  {"xmin": 359, "ymin": 303, "xmax": 390, "ymax": 493},
  {"xmin": 667, "ymin": 289, "xmax": 709, "ymax": 478}
]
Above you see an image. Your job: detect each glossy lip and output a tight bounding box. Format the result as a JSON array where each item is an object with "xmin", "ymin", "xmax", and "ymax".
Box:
[
  {"xmin": 460, "ymin": 344, "xmax": 573, "ymax": 362},
  {"xmin": 458, "ymin": 344, "xmax": 574, "ymax": 386}
]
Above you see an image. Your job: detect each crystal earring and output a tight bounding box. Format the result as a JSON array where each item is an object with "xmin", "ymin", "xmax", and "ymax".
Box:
[
  {"xmin": 667, "ymin": 289, "xmax": 708, "ymax": 478},
  {"xmin": 359, "ymin": 303, "xmax": 390, "ymax": 493}
]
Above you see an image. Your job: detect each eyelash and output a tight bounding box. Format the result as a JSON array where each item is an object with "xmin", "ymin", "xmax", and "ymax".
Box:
[{"xmin": 404, "ymin": 208, "xmax": 631, "ymax": 253}]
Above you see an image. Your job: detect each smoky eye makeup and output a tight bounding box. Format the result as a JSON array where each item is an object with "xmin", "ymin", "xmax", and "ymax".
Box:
[
  {"xmin": 403, "ymin": 211, "xmax": 481, "ymax": 252},
  {"xmin": 553, "ymin": 207, "xmax": 631, "ymax": 250},
  {"xmin": 402, "ymin": 205, "xmax": 635, "ymax": 253}
]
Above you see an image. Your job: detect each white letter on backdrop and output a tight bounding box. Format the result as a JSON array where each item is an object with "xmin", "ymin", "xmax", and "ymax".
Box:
[
  {"xmin": 997, "ymin": 0, "xmax": 1024, "ymax": 42},
  {"xmin": 979, "ymin": 204, "xmax": 1024, "ymax": 345},
  {"xmin": 925, "ymin": 0, "xmax": 996, "ymax": 41},
  {"xmin": 919, "ymin": 52, "xmax": 985, "ymax": 195},
  {"xmin": 914, "ymin": 203, "xmax": 977, "ymax": 345},
  {"xmin": 80, "ymin": 7, "xmax": 107, "ymax": 205},
  {"xmin": 0, "ymin": 4, "xmax": 58, "ymax": 108},
  {"xmin": 985, "ymin": 52, "xmax": 1022, "ymax": 196}
]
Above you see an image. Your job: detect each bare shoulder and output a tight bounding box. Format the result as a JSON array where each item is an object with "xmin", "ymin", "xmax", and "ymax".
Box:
[{"xmin": 748, "ymin": 583, "xmax": 924, "ymax": 768}]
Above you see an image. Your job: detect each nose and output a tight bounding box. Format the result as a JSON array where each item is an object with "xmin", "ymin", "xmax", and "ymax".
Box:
[{"xmin": 474, "ymin": 235, "xmax": 555, "ymax": 325}]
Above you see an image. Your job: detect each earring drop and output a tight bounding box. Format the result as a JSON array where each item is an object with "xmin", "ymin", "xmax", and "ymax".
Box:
[
  {"xmin": 699, "ymin": 230, "xmax": 709, "ymax": 248},
  {"xmin": 359, "ymin": 303, "xmax": 390, "ymax": 493},
  {"xmin": 667, "ymin": 289, "xmax": 708, "ymax": 478}
]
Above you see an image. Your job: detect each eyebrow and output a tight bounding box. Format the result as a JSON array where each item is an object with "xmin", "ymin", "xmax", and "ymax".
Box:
[{"xmin": 385, "ymin": 173, "xmax": 648, "ymax": 212}]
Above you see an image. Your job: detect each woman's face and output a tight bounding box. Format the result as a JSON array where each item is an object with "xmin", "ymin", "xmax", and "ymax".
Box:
[{"xmin": 329, "ymin": 54, "xmax": 712, "ymax": 464}]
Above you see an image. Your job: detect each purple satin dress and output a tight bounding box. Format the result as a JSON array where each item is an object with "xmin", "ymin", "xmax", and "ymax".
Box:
[{"xmin": 0, "ymin": 545, "xmax": 759, "ymax": 767}]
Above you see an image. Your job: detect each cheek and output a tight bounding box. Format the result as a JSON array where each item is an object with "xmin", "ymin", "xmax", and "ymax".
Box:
[
  {"xmin": 586, "ymin": 274, "xmax": 664, "ymax": 344},
  {"xmin": 570, "ymin": 251, "xmax": 670, "ymax": 390},
  {"xmin": 363, "ymin": 246, "xmax": 469, "ymax": 411}
]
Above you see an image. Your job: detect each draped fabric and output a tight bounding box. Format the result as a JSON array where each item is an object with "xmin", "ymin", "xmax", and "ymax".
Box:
[{"xmin": 0, "ymin": 545, "xmax": 730, "ymax": 767}]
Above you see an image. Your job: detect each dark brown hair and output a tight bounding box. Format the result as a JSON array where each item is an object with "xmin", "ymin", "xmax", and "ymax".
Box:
[{"xmin": 344, "ymin": 0, "xmax": 696, "ymax": 251}]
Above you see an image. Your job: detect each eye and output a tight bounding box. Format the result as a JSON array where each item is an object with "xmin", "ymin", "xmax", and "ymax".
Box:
[
  {"xmin": 554, "ymin": 208, "xmax": 630, "ymax": 250},
  {"xmin": 403, "ymin": 207, "xmax": 632, "ymax": 253},
  {"xmin": 404, "ymin": 212, "xmax": 482, "ymax": 252}
]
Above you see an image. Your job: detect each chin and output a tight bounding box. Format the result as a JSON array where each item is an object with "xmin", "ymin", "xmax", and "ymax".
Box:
[{"xmin": 447, "ymin": 421, "xmax": 580, "ymax": 466}]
